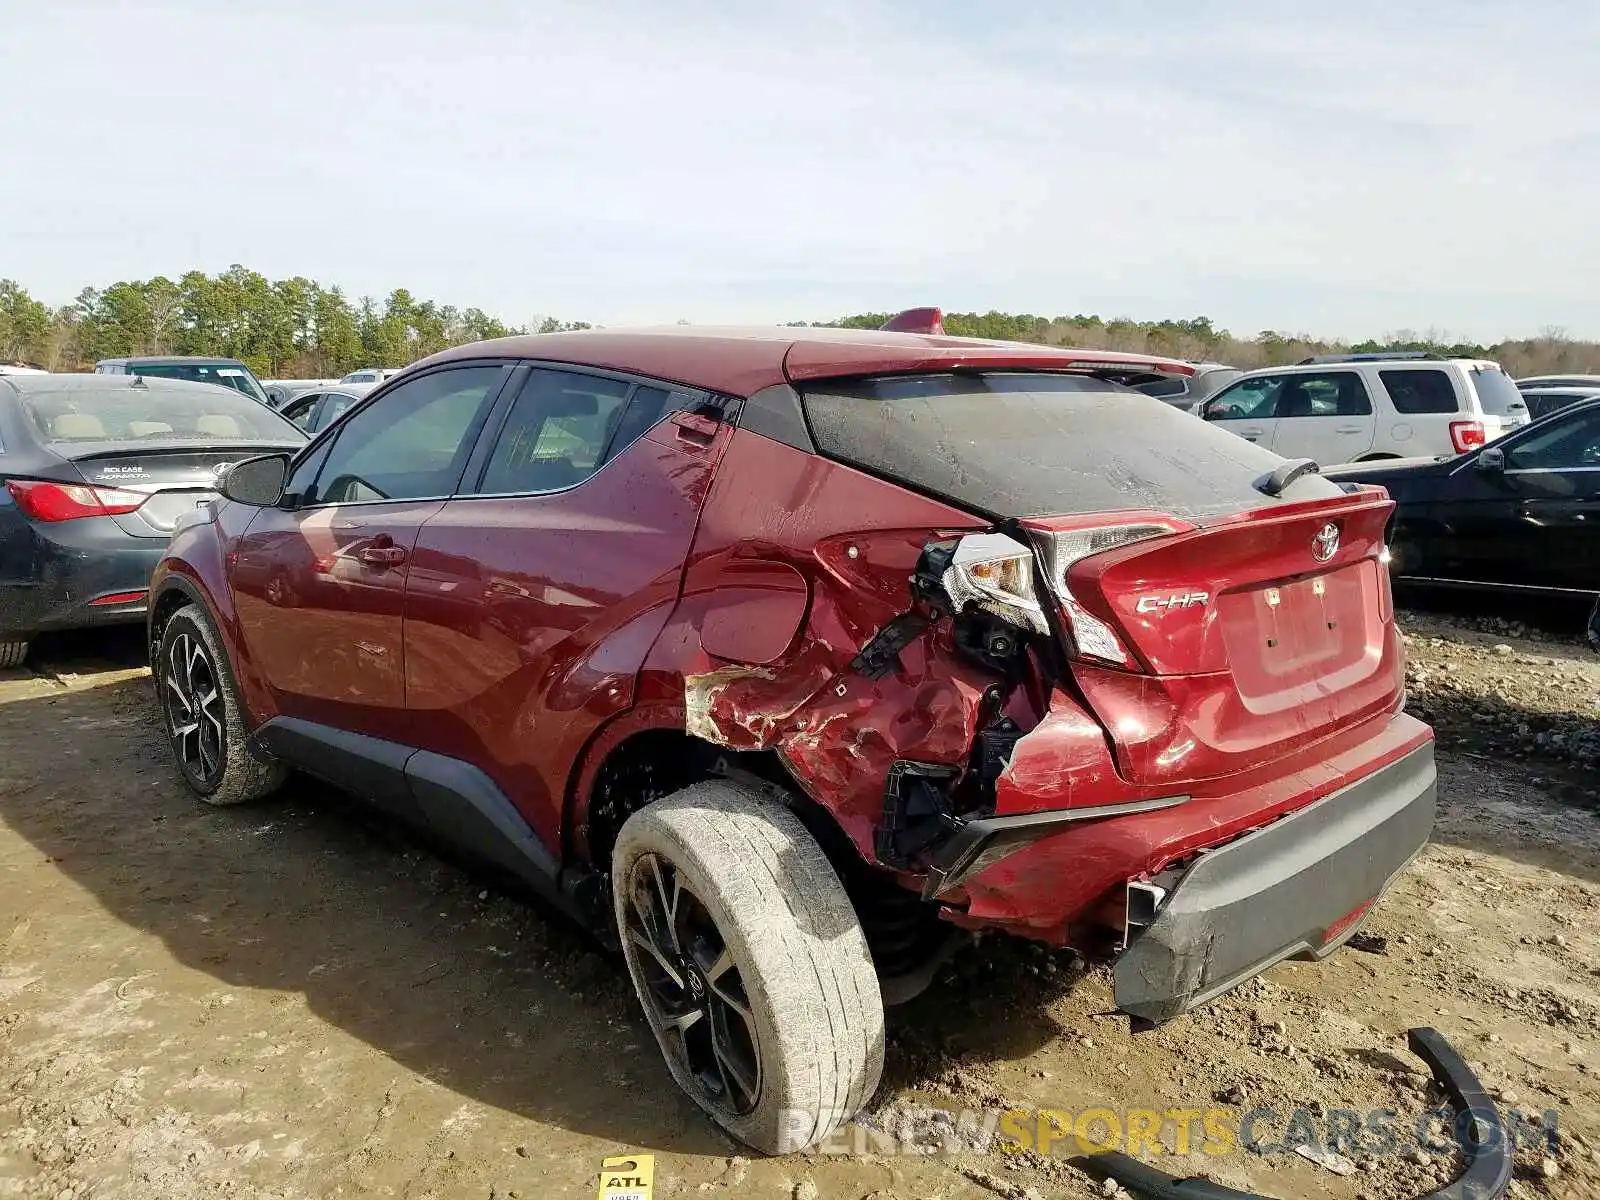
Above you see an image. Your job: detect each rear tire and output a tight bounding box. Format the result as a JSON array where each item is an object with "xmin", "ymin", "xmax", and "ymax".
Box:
[
  {"xmin": 612, "ymin": 781, "xmax": 884, "ymax": 1154},
  {"xmin": 1588, "ymin": 598, "xmax": 1600, "ymax": 653},
  {"xmin": 155, "ymin": 605, "xmax": 286, "ymax": 806},
  {"xmin": 0, "ymin": 640, "xmax": 29, "ymax": 669}
]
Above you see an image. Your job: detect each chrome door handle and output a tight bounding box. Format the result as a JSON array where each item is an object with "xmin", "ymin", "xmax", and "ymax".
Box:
[{"xmin": 358, "ymin": 546, "xmax": 407, "ymax": 568}]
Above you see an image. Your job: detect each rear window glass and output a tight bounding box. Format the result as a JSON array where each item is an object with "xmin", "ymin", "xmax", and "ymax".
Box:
[
  {"xmin": 1468, "ymin": 366, "xmax": 1528, "ymax": 416},
  {"xmin": 21, "ymin": 383, "xmax": 301, "ymax": 444},
  {"xmin": 800, "ymin": 372, "xmax": 1343, "ymax": 520},
  {"xmin": 1379, "ymin": 369, "xmax": 1459, "ymax": 414},
  {"xmin": 1134, "ymin": 378, "xmax": 1189, "ymax": 399},
  {"xmin": 1525, "ymin": 391, "xmax": 1598, "ymax": 420},
  {"xmin": 128, "ymin": 362, "xmax": 268, "ymax": 404}
]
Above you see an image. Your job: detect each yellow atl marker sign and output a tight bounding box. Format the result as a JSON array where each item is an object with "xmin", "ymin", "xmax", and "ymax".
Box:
[{"xmin": 597, "ymin": 1154, "xmax": 654, "ymax": 1200}]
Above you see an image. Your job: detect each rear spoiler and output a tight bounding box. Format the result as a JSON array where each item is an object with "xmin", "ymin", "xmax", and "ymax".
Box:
[{"xmin": 869, "ymin": 309, "xmax": 1194, "ymax": 384}]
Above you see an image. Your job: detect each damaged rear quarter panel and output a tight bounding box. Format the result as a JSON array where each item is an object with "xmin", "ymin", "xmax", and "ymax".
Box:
[{"xmin": 650, "ymin": 427, "xmax": 1002, "ymax": 858}]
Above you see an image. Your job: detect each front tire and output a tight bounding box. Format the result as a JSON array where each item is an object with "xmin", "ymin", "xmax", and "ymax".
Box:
[
  {"xmin": 1588, "ymin": 598, "xmax": 1600, "ymax": 652},
  {"xmin": 612, "ymin": 781, "xmax": 884, "ymax": 1154},
  {"xmin": 0, "ymin": 640, "xmax": 29, "ymax": 669},
  {"xmin": 155, "ymin": 605, "xmax": 286, "ymax": 806}
]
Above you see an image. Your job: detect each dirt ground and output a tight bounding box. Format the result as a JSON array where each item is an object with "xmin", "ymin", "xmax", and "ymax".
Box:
[{"xmin": 1, "ymin": 605, "xmax": 1597, "ymax": 1200}]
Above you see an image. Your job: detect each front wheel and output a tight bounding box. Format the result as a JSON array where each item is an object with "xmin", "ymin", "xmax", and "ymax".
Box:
[
  {"xmin": 155, "ymin": 605, "xmax": 286, "ymax": 806},
  {"xmin": 612, "ymin": 781, "xmax": 884, "ymax": 1154},
  {"xmin": 0, "ymin": 640, "xmax": 29, "ymax": 669},
  {"xmin": 1588, "ymin": 597, "xmax": 1600, "ymax": 652}
]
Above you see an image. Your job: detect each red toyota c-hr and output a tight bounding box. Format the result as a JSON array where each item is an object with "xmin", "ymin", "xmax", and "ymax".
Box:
[{"xmin": 148, "ymin": 324, "xmax": 1435, "ymax": 1154}]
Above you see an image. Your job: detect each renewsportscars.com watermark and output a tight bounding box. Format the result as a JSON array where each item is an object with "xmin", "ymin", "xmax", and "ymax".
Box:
[{"xmin": 777, "ymin": 1102, "xmax": 1559, "ymax": 1160}]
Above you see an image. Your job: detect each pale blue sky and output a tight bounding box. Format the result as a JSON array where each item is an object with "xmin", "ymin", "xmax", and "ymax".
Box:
[{"xmin": 3, "ymin": 0, "xmax": 1598, "ymax": 340}]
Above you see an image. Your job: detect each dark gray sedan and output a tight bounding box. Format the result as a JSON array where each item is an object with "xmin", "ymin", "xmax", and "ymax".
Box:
[{"xmin": 0, "ymin": 373, "xmax": 306, "ymax": 666}]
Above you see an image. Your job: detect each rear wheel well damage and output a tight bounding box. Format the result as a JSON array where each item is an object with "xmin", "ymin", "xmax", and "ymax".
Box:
[{"xmin": 575, "ymin": 727, "xmax": 960, "ymax": 1000}]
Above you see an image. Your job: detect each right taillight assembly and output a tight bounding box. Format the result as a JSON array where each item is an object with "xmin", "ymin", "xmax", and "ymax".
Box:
[
  {"xmin": 1033, "ymin": 522, "xmax": 1182, "ymax": 667},
  {"xmin": 1449, "ymin": 420, "xmax": 1486, "ymax": 454},
  {"xmin": 932, "ymin": 518, "xmax": 1186, "ymax": 669}
]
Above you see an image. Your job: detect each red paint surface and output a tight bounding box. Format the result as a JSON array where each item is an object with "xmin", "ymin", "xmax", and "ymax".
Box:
[
  {"xmin": 949, "ymin": 710, "xmax": 1432, "ymax": 941},
  {"xmin": 399, "ymin": 420, "xmax": 729, "ymax": 850}
]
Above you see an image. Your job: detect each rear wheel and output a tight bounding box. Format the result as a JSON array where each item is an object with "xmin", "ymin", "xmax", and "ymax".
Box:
[
  {"xmin": 1588, "ymin": 598, "xmax": 1600, "ymax": 652},
  {"xmin": 155, "ymin": 605, "xmax": 286, "ymax": 806},
  {"xmin": 0, "ymin": 640, "xmax": 28, "ymax": 669},
  {"xmin": 612, "ymin": 781, "xmax": 884, "ymax": 1154}
]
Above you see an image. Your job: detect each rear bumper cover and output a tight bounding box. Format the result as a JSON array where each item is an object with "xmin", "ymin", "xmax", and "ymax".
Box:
[
  {"xmin": 1083, "ymin": 1027, "xmax": 1511, "ymax": 1199},
  {"xmin": 1113, "ymin": 740, "xmax": 1436, "ymax": 1026},
  {"xmin": 0, "ymin": 515, "xmax": 163, "ymax": 638}
]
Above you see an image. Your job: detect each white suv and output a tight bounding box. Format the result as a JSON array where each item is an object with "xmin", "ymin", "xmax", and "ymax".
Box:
[{"xmin": 1198, "ymin": 353, "xmax": 1529, "ymax": 465}]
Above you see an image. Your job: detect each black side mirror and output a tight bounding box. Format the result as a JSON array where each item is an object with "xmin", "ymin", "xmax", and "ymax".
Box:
[
  {"xmin": 1475, "ymin": 446, "xmax": 1506, "ymax": 474},
  {"xmin": 218, "ymin": 453, "xmax": 289, "ymax": 506}
]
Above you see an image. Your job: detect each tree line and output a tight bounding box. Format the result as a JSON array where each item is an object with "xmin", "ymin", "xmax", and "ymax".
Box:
[
  {"xmin": 0, "ymin": 267, "xmax": 590, "ymax": 380},
  {"xmin": 3, "ymin": 268, "xmax": 1596, "ymax": 380}
]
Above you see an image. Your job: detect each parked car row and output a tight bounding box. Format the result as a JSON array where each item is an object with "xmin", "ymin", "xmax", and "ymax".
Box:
[{"xmin": 92, "ymin": 359, "xmax": 405, "ymax": 413}]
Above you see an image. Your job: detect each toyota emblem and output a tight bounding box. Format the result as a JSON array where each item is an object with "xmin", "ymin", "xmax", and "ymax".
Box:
[{"xmin": 1311, "ymin": 522, "xmax": 1340, "ymax": 562}]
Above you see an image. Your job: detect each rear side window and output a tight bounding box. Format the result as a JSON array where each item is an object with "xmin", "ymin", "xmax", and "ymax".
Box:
[
  {"xmin": 1277, "ymin": 372, "xmax": 1372, "ymax": 418},
  {"xmin": 801, "ymin": 372, "xmax": 1344, "ymax": 521},
  {"xmin": 471, "ymin": 369, "xmax": 632, "ymax": 495},
  {"xmin": 1380, "ymin": 369, "xmax": 1459, "ymax": 414}
]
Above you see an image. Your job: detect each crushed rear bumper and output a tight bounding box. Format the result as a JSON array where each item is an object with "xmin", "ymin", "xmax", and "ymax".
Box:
[{"xmin": 1114, "ymin": 740, "xmax": 1436, "ymax": 1026}]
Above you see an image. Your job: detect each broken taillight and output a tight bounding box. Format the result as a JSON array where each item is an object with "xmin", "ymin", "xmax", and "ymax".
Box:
[
  {"xmin": 932, "ymin": 520, "xmax": 1190, "ymax": 668},
  {"xmin": 937, "ymin": 533, "xmax": 1049, "ymax": 634},
  {"xmin": 1034, "ymin": 521, "xmax": 1188, "ymax": 667}
]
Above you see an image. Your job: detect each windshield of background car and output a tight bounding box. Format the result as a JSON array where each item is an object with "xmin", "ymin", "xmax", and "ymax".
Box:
[
  {"xmin": 800, "ymin": 371, "xmax": 1343, "ymax": 520},
  {"xmin": 128, "ymin": 362, "xmax": 270, "ymax": 404},
  {"xmin": 1468, "ymin": 366, "xmax": 1529, "ymax": 417},
  {"xmin": 21, "ymin": 383, "xmax": 304, "ymax": 444}
]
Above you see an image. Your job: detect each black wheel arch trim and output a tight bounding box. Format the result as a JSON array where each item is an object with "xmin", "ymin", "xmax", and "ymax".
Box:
[
  {"xmin": 1076, "ymin": 1027, "xmax": 1512, "ymax": 1199},
  {"xmin": 147, "ymin": 573, "xmax": 213, "ymax": 649}
]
